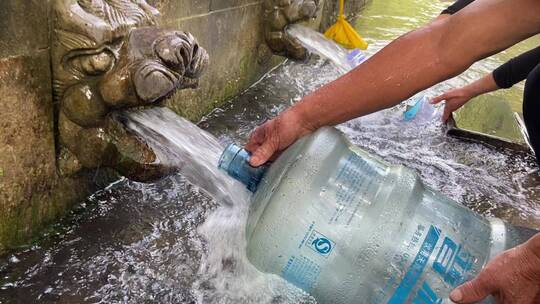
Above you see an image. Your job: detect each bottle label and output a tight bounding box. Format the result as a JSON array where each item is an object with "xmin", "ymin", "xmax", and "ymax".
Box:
[
  {"xmin": 282, "ymin": 255, "xmax": 321, "ymax": 292},
  {"xmin": 387, "ymin": 225, "xmax": 441, "ymax": 304},
  {"xmin": 306, "ymin": 230, "xmax": 335, "ymax": 258},
  {"xmin": 325, "ymin": 153, "xmax": 384, "ymax": 226},
  {"xmin": 280, "ymin": 224, "xmax": 334, "ymax": 293},
  {"xmin": 375, "ymin": 224, "xmax": 476, "ymax": 304}
]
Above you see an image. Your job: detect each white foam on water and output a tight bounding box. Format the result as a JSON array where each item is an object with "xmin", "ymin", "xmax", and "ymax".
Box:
[{"xmin": 122, "ymin": 108, "xmax": 314, "ymax": 303}]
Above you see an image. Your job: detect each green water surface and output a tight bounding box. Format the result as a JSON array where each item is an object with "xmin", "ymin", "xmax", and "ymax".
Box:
[{"xmin": 355, "ymin": 0, "xmax": 540, "ymax": 141}]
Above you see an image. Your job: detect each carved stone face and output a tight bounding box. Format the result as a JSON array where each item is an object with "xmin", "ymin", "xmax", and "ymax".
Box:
[
  {"xmin": 264, "ymin": 0, "xmax": 320, "ymax": 60},
  {"xmin": 52, "ymin": 0, "xmax": 209, "ymax": 181}
]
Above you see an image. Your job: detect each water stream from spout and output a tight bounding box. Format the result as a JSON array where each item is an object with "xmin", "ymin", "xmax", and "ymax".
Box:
[
  {"xmin": 122, "ymin": 107, "xmax": 314, "ymax": 303},
  {"xmin": 286, "ymin": 24, "xmax": 355, "ymax": 73},
  {"xmin": 123, "ymin": 108, "xmax": 240, "ymax": 207}
]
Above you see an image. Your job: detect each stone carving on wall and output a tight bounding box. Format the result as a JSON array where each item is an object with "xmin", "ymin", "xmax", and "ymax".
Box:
[
  {"xmin": 264, "ymin": 0, "xmax": 320, "ymax": 60},
  {"xmin": 52, "ymin": 0, "xmax": 209, "ymax": 181}
]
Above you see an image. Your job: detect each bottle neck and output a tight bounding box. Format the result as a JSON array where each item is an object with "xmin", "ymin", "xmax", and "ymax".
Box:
[{"xmin": 218, "ymin": 144, "xmax": 269, "ymax": 192}]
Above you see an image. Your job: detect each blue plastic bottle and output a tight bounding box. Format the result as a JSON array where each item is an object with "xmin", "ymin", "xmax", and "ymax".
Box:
[
  {"xmin": 403, "ymin": 94, "xmax": 438, "ymax": 123},
  {"xmin": 347, "ymin": 48, "xmax": 368, "ymax": 68},
  {"xmin": 219, "ymin": 127, "xmax": 536, "ymax": 304}
]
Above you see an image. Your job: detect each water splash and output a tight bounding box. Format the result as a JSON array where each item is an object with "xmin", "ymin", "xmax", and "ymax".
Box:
[
  {"xmin": 287, "ymin": 24, "xmax": 355, "ymax": 73},
  {"xmin": 121, "ymin": 107, "xmax": 313, "ymax": 303},
  {"xmin": 122, "ymin": 108, "xmax": 241, "ymax": 206}
]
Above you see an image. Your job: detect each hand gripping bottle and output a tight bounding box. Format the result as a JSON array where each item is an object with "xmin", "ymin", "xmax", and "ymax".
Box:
[{"xmin": 218, "ymin": 127, "xmax": 537, "ymax": 304}]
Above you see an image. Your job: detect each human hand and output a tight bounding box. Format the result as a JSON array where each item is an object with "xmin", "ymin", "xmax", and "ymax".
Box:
[
  {"xmin": 430, "ymin": 88, "xmax": 474, "ymax": 122},
  {"xmin": 245, "ymin": 110, "xmax": 315, "ymax": 167},
  {"xmin": 450, "ymin": 233, "xmax": 540, "ymax": 304}
]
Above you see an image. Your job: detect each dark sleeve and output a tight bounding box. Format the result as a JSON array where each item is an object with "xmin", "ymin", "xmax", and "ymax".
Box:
[
  {"xmin": 493, "ymin": 46, "xmax": 540, "ymax": 89},
  {"xmin": 441, "ymin": 0, "xmax": 476, "ymax": 15}
]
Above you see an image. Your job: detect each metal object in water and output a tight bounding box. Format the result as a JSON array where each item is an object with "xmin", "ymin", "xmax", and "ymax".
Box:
[{"xmin": 445, "ymin": 115, "xmax": 533, "ymax": 155}]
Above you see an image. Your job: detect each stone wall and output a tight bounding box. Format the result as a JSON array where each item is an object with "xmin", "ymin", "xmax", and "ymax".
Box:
[
  {"xmin": 153, "ymin": 0, "xmax": 323, "ymax": 121},
  {"xmin": 154, "ymin": 0, "xmax": 281, "ymax": 120},
  {"xmin": 0, "ymin": 0, "xmax": 327, "ymax": 254},
  {"xmin": 0, "ymin": 0, "xmax": 109, "ymax": 254},
  {"xmin": 320, "ymin": 0, "xmax": 371, "ymax": 30}
]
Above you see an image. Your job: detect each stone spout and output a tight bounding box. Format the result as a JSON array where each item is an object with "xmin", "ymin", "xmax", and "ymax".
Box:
[
  {"xmin": 264, "ymin": 0, "xmax": 320, "ymax": 60},
  {"xmin": 53, "ymin": 0, "xmax": 209, "ymax": 182},
  {"xmin": 99, "ymin": 28, "xmax": 208, "ymax": 108}
]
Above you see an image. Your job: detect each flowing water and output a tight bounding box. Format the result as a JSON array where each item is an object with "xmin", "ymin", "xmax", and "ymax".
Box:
[
  {"xmin": 2, "ymin": 1, "xmax": 540, "ymax": 303},
  {"xmin": 286, "ymin": 24, "xmax": 355, "ymax": 74},
  {"xmin": 120, "ymin": 108, "xmax": 313, "ymax": 303}
]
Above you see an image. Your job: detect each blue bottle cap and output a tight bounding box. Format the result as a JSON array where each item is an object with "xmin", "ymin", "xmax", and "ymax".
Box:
[
  {"xmin": 218, "ymin": 144, "xmax": 269, "ymax": 192},
  {"xmin": 403, "ymin": 95, "xmax": 425, "ymax": 121}
]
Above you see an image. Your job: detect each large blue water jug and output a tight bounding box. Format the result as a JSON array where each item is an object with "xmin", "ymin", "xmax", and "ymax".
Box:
[{"xmin": 219, "ymin": 127, "xmax": 536, "ymax": 303}]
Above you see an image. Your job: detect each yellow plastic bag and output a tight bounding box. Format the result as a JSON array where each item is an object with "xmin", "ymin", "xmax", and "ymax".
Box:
[{"xmin": 324, "ymin": 0, "xmax": 368, "ymax": 50}]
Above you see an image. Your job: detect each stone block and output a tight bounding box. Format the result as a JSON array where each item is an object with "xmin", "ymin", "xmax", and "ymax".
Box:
[
  {"xmin": 0, "ymin": 51, "xmax": 108, "ymax": 254},
  {"xmin": 160, "ymin": 1, "xmax": 282, "ymax": 121},
  {"xmin": 0, "ymin": 0, "xmax": 50, "ymax": 58},
  {"xmin": 0, "ymin": 52, "xmax": 55, "ymax": 250}
]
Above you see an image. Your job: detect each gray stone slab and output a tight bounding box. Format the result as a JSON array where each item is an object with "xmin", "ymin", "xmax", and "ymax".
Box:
[
  {"xmin": 160, "ymin": 2, "xmax": 283, "ymax": 121},
  {"xmin": 0, "ymin": 0, "xmax": 50, "ymax": 58},
  {"xmin": 0, "ymin": 50, "xmax": 108, "ymax": 254},
  {"xmin": 0, "ymin": 51, "xmax": 55, "ymax": 249}
]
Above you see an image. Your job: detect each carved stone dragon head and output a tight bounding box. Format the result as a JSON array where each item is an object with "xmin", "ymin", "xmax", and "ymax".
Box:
[
  {"xmin": 52, "ymin": 0, "xmax": 209, "ymax": 181},
  {"xmin": 264, "ymin": 0, "xmax": 320, "ymax": 60}
]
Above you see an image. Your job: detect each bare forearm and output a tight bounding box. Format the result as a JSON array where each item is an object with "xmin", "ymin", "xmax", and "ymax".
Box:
[
  {"xmin": 293, "ymin": 24, "xmax": 465, "ymax": 129},
  {"xmin": 463, "ymin": 73, "xmax": 500, "ymax": 98},
  {"xmin": 288, "ymin": 0, "xmax": 540, "ymax": 129}
]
